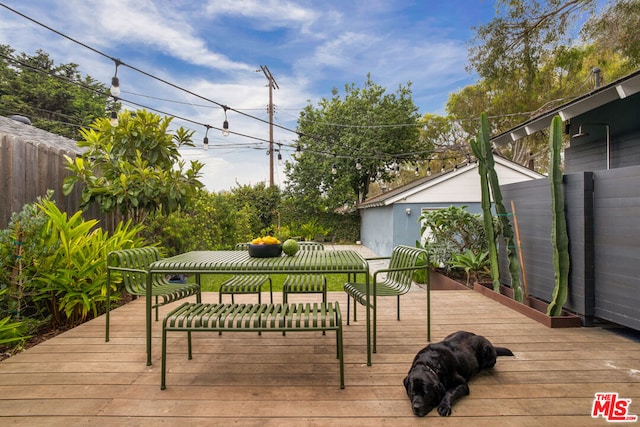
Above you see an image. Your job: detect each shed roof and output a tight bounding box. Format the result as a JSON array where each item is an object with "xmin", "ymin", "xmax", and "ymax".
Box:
[{"xmin": 357, "ymin": 156, "xmax": 543, "ymax": 209}]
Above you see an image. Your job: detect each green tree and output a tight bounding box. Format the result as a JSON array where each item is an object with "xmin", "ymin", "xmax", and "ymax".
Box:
[
  {"xmin": 63, "ymin": 109, "xmax": 204, "ymax": 226},
  {"xmin": 229, "ymin": 183, "xmax": 281, "ymax": 235},
  {"xmin": 582, "ymin": 0, "xmax": 640, "ymax": 69},
  {"xmin": 0, "ymin": 45, "xmax": 109, "ymax": 139},
  {"xmin": 286, "ymin": 75, "xmax": 422, "ymax": 210},
  {"xmin": 447, "ymin": 0, "xmax": 638, "ymax": 170}
]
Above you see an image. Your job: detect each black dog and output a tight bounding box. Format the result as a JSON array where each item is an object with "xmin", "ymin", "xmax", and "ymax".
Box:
[{"xmin": 403, "ymin": 330, "xmax": 514, "ymax": 417}]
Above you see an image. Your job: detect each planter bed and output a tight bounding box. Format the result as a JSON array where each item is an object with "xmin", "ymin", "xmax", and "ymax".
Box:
[{"xmin": 473, "ymin": 282, "xmax": 582, "ymax": 328}]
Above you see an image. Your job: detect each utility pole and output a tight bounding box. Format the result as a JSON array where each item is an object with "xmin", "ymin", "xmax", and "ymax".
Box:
[{"xmin": 258, "ymin": 65, "xmax": 279, "ymax": 187}]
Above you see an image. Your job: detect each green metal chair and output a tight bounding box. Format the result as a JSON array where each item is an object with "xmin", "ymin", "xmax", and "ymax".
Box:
[
  {"xmin": 218, "ymin": 243, "xmax": 273, "ymax": 303},
  {"xmin": 344, "ymin": 245, "xmax": 429, "ymax": 352},
  {"xmin": 282, "ymin": 242, "xmax": 327, "ymax": 303},
  {"xmin": 105, "ymin": 247, "xmax": 201, "ymax": 343}
]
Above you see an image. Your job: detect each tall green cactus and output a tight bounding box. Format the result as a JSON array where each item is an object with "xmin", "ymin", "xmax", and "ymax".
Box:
[
  {"xmin": 547, "ymin": 115, "xmax": 570, "ymax": 316},
  {"xmin": 479, "ymin": 113, "xmax": 524, "ymax": 302},
  {"xmin": 470, "ymin": 118, "xmax": 500, "ymax": 292}
]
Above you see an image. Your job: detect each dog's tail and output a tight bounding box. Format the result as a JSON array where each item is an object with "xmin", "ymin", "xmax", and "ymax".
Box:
[{"xmin": 495, "ymin": 347, "xmax": 514, "ymax": 357}]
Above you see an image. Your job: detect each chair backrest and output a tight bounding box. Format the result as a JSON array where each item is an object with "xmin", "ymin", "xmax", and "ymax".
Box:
[
  {"xmin": 107, "ymin": 247, "xmax": 161, "ymax": 294},
  {"xmin": 298, "ymin": 241, "xmax": 324, "ymax": 251},
  {"xmin": 384, "ymin": 245, "xmax": 428, "ymax": 292}
]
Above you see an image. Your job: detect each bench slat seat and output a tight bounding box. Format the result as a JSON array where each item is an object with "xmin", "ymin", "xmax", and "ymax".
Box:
[{"xmin": 161, "ymin": 302, "xmax": 344, "ymax": 389}]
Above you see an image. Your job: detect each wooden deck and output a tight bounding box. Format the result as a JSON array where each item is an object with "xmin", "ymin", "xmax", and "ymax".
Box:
[{"xmin": 1, "ymin": 287, "xmax": 639, "ymax": 426}]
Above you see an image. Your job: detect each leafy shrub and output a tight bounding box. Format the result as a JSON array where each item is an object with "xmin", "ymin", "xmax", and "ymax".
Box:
[
  {"xmin": 0, "ymin": 196, "xmax": 146, "ymax": 337},
  {"xmin": 143, "ymin": 191, "xmax": 256, "ymax": 254},
  {"xmin": 418, "ymin": 206, "xmax": 488, "ymax": 271},
  {"xmin": 34, "ymin": 201, "xmax": 146, "ymax": 327}
]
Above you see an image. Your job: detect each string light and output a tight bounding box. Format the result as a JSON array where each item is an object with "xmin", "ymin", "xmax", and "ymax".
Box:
[
  {"xmin": 222, "ymin": 106, "xmax": 230, "ymax": 136},
  {"xmin": 355, "ymin": 158, "xmax": 362, "ymax": 170},
  {"xmin": 203, "ymin": 125, "xmax": 210, "ymax": 151},
  {"xmin": 426, "ymin": 161, "xmax": 432, "ymax": 176},
  {"xmin": 0, "ymin": 6, "xmax": 483, "ymax": 172},
  {"xmin": 110, "ymin": 60, "xmax": 121, "ymax": 98},
  {"xmin": 110, "ymin": 110, "xmax": 119, "ymax": 127},
  {"xmin": 331, "ymin": 163, "xmax": 337, "ymax": 175}
]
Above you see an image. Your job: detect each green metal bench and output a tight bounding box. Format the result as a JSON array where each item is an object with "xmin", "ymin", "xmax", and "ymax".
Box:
[
  {"xmin": 161, "ymin": 301, "xmax": 344, "ymax": 389},
  {"xmin": 344, "ymin": 245, "xmax": 429, "ymax": 353},
  {"xmin": 219, "ymin": 243, "xmax": 273, "ymax": 303},
  {"xmin": 105, "ymin": 247, "xmax": 201, "ymax": 345},
  {"xmin": 282, "ymin": 242, "xmax": 327, "ymax": 303}
]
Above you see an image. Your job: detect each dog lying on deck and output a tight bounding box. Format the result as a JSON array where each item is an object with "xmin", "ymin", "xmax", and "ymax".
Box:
[{"xmin": 403, "ymin": 330, "xmax": 514, "ymax": 417}]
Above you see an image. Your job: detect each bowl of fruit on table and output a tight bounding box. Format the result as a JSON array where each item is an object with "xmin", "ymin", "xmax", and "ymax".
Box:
[{"xmin": 248, "ymin": 236, "xmax": 283, "ymax": 258}]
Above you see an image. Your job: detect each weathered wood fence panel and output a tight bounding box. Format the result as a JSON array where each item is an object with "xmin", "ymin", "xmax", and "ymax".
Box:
[{"xmin": 0, "ymin": 129, "xmax": 103, "ymax": 230}]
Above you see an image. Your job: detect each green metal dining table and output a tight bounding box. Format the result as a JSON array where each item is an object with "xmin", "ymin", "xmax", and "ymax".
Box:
[{"xmin": 146, "ymin": 249, "xmax": 373, "ymax": 366}]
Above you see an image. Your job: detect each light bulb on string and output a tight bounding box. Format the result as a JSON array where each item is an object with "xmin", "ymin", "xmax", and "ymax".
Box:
[
  {"xmin": 331, "ymin": 164, "xmax": 337, "ymax": 175},
  {"xmin": 222, "ymin": 106, "xmax": 230, "ymax": 136},
  {"xmin": 110, "ymin": 110, "xmax": 119, "ymax": 127},
  {"xmin": 426, "ymin": 161, "xmax": 431, "ymax": 176},
  {"xmin": 203, "ymin": 126, "xmax": 210, "ymax": 151},
  {"xmin": 110, "ymin": 60, "xmax": 121, "ymax": 97},
  {"xmin": 277, "ymin": 151, "xmax": 283, "ymax": 166},
  {"xmin": 355, "ymin": 158, "xmax": 362, "ymax": 170}
]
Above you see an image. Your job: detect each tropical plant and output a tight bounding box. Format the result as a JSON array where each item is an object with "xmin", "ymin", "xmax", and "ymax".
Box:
[
  {"xmin": 0, "ymin": 289, "xmax": 30, "ymax": 346},
  {"xmin": 546, "ymin": 115, "xmax": 570, "ymax": 316},
  {"xmin": 448, "ymin": 250, "xmax": 490, "ymax": 286},
  {"xmin": 418, "ymin": 206, "xmax": 488, "ymax": 270},
  {"xmin": 34, "ymin": 201, "xmax": 146, "ymax": 327}
]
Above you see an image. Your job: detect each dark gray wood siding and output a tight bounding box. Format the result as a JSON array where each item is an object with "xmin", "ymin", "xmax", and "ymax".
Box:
[{"xmin": 501, "ymin": 167, "xmax": 640, "ymax": 331}]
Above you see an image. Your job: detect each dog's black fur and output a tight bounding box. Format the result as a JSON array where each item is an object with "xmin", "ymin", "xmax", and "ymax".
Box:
[{"xmin": 403, "ymin": 330, "xmax": 514, "ymax": 417}]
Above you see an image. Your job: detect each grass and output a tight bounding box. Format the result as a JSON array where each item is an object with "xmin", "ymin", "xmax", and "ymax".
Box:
[{"xmin": 198, "ymin": 273, "xmax": 361, "ymax": 293}]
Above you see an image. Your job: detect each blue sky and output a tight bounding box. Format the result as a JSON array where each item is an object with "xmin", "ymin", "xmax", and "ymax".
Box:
[{"xmin": 1, "ymin": 0, "xmax": 501, "ymax": 191}]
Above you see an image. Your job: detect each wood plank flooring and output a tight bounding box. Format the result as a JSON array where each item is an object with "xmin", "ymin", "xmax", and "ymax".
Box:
[{"xmin": 1, "ymin": 287, "xmax": 639, "ymax": 426}]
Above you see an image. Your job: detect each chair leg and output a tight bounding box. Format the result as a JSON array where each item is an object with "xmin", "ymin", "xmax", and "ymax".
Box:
[
  {"xmin": 346, "ymin": 296, "xmax": 350, "ymax": 326},
  {"xmin": 160, "ymin": 327, "xmax": 167, "ymax": 390},
  {"xmin": 105, "ymin": 275, "xmax": 111, "ymax": 342},
  {"xmin": 397, "ymin": 295, "xmax": 401, "ymax": 321},
  {"xmin": 373, "ymin": 295, "xmax": 377, "ymax": 353}
]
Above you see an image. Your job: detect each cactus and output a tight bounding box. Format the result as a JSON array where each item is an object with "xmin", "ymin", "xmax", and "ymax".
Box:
[
  {"xmin": 470, "ymin": 121, "xmax": 500, "ymax": 292},
  {"xmin": 546, "ymin": 115, "xmax": 570, "ymax": 316},
  {"xmin": 478, "ymin": 113, "xmax": 524, "ymax": 302}
]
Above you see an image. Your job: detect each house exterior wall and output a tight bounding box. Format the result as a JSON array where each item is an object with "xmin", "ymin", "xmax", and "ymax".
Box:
[
  {"xmin": 360, "ymin": 205, "xmax": 394, "ymax": 256},
  {"xmin": 361, "ymin": 202, "xmax": 482, "ymax": 257},
  {"xmin": 566, "ymin": 92, "xmax": 640, "ymax": 173}
]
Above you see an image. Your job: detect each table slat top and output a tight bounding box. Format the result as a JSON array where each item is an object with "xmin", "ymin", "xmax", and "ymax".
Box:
[{"xmin": 149, "ymin": 249, "xmax": 368, "ymax": 274}]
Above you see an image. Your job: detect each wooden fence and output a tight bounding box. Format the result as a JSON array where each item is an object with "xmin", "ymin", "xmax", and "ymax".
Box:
[{"xmin": 0, "ymin": 132, "xmax": 102, "ymax": 229}]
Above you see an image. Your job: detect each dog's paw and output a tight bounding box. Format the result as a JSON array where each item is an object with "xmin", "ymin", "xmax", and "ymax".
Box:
[{"xmin": 437, "ymin": 404, "xmax": 452, "ymax": 417}]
